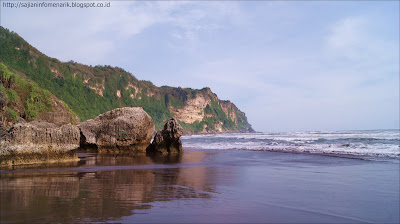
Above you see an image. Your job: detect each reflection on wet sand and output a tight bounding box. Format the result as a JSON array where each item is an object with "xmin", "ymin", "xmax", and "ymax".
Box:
[
  {"xmin": 79, "ymin": 152, "xmax": 154, "ymax": 166},
  {"xmin": 0, "ymin": 151, "xmax": 220, "ymax": 223}
]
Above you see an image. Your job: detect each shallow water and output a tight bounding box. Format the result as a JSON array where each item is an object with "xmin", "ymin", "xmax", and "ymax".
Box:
[{"xmin": 0, "ymin": 149, "xmax": 399, "ymax": 223}]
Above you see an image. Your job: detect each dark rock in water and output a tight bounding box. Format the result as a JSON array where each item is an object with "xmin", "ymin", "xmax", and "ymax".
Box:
[
  {"xmin": 147, "ymin": 118, "xmax": 184, "ymax": 155},
  {"xmin": 78, "ymin": 107, "xmax": 155, "ymax": 153},
  {"xmin": 0, "ymin": 121, "xmax": 80, "ymax": 166}
]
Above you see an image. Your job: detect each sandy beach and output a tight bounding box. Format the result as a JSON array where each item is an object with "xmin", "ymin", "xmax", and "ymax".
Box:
[
  {"xmin": 0, "ymin": 148, "xmax": 398, "ymax": 223},
  {"xmin": 1, "ymin": 1, "xmax": 398, "ymax": 223}
]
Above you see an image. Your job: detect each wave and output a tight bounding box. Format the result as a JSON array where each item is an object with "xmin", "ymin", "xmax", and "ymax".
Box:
[
  {"xmin": 183, "ymin": 130, "xmax": 399, "ymax": 141},
  {"xmin": 183, "ymin": 143, "xmax": 400, "ymax": 158},
  {"xmin": 181, "ymin": 130, "xmax": 400, "ymax": 158}
]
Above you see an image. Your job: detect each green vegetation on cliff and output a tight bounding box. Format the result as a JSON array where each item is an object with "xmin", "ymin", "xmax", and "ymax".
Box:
[
  {"xmin": 0, "ymin": 63, "xmax": 52, "ymax": 123},
  {"xmin": 0, "ymin": 26, "xmax": 253, "ymax": 133}
]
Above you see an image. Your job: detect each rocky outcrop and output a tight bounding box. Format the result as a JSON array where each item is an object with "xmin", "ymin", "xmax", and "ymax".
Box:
[
  {"xmin": 0, "ymin": 107, "xmax": 156, "ymax": 166},
  {"xmin": 170, "ymin": 93, "xmax": 210, "ymax": 124},
  {"xmin": 147, "ymin": 118, "xmax": 183, "ymax": 155},
  {"xmin": 78, "ymin": 107, "xmax": 154, "ymax": 153},
  {"xmin": 0, "ymin": 121, "xmax": 80, "ymax": 166},
  {"xmin": 37, "ymin": 95, "xmax": 80, "ymax": 125}
]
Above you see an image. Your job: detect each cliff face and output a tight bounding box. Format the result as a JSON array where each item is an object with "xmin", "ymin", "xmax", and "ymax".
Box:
[{"xmin": 0, "ymin": 26, "xmax": 254, "ymax": 133}]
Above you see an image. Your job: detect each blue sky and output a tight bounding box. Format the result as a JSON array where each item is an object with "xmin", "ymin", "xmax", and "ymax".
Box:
[{"xmin": 1, "ymin": 1, "xmax": 399, "ymax": 132}]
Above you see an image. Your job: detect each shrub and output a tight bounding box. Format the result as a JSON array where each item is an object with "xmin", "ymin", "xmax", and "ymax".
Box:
[
  {"xmin": 5, "ymin": 89, "xmax": 19, "ymax": 103},
  {"xmin": 5, "ymin": 107, "xmax": 18, "ymax": 121},
  {"xmin": 24, "ymin": 86, "xmax": 52, "ymax": 121}
]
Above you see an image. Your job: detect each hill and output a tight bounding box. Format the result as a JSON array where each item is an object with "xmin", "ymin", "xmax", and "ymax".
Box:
[
  {"xmin": 0, "ymin": 63, "xmax": 79, "ymax": 127},
  {"xmin": 0, "ymin": 26, "xmax": 253, "ymax": 133}
]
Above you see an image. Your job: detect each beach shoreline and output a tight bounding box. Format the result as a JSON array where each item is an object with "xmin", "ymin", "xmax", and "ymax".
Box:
[{"xmin": 1, "ymin": 148, "xmax": 399, "ymax": 223}]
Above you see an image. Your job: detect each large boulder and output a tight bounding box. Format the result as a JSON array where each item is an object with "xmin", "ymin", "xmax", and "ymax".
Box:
[
  {"xmin": 78, "ymin": 107, "xmax": 154, "ymax": 153},
  {"xmin": 147, "ymin": 118, "xmax": 183, "ymax": 155},
  {"xmin": 0, "ymin": 121, "xmax": 80, "ymax": 166}
]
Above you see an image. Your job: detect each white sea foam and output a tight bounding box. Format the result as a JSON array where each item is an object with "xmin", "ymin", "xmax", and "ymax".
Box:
[{"xmin": 181, "ymin": 130, "xmax": 400, "ymax": 158}]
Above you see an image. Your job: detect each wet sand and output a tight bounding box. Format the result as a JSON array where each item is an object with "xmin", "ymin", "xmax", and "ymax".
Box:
[{"xmin": 0, "ymin": 149, "xmax": 399, "ymax": 223}]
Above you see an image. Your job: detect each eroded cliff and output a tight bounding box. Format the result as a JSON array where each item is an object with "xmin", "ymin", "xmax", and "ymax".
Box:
[{"xmin": 0, "ymin": 26, "xmax": 253, "ymax": 133}]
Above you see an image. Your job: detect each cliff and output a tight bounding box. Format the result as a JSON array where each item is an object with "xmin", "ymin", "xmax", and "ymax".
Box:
[{"xmin": 0, "ymin": 26, "xmax": 254, "ymax": 133}]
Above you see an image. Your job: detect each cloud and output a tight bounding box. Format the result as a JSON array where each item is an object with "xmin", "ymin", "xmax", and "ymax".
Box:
[
  {"xmin": 182, "ymin": 11, "xmax": 398, "ymax": 131},
  {"xmin": 327, "ymin": 16, "xmax": 366, "ymax": 49},
  {"xmin": 2, "ymin": 1, "xmax": 246, "ymax": 64},
  {"xmin": 325, "ymin": 15, "xmax": 398, "ymax": 69},
  {"xmin": 1, "ymin": 1, "xmax": 397, "ymax": 131},
  {"xmin": 0, "ymin": 2, "xmax": 168, "ymax": 62},
  {"xmin": 323, "ymin": 16, "xmax": 398, "ymax": 95}
]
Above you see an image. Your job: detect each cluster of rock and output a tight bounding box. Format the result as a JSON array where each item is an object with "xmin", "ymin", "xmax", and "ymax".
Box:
[{"xmin": 0, "ymin": 107, "xmax": 184, "ymax": 166}]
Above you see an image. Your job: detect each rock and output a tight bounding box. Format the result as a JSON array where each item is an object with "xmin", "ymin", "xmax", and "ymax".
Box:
[
  {"xmin": 37, "ymin": 95, "xmax": 80, "ymax": 125},
  {"xmin": 0, "ymin": 121, "xmax": 80, "ymax": 166},
  {"xmin": 0, "ymin": 89, "xmax": 7, "ymax": 110},
  {"xmin": 147, "ymin": 118, "xmax": 184, "ymax": 155},
  {"xmin": 162, "ymin": 117, "xmax": 184, "ymax": 140},
  {"xmin": 0, "ymin": 122, "xmax": 7, "ymax": 139},
  {"xmin": 78, "ymin": 107, "xmax": 155, "ymax": 153}
]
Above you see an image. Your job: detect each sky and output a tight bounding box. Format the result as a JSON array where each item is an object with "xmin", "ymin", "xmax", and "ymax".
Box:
[{"xmin": 1, "ymin": 1, "xmax": 399, "ymax": 132}]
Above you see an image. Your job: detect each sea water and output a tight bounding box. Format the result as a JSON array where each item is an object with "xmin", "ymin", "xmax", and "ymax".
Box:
[
  {"xmin": 1, "ymin": 129, "xmax": 399, "ymax": 223},
  {"xmin": 181, "ymin": 129, "xmax": 400, "ymax": 158}
]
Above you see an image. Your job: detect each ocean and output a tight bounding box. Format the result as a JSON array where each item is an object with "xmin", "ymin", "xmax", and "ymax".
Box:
[
  {"xmin": 0, "ymin": 129, "xmax": 399, "ymax": 223},
  {"xmin": 182, "ymin": 129, "xmax": 400, "ymax": 158}
]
